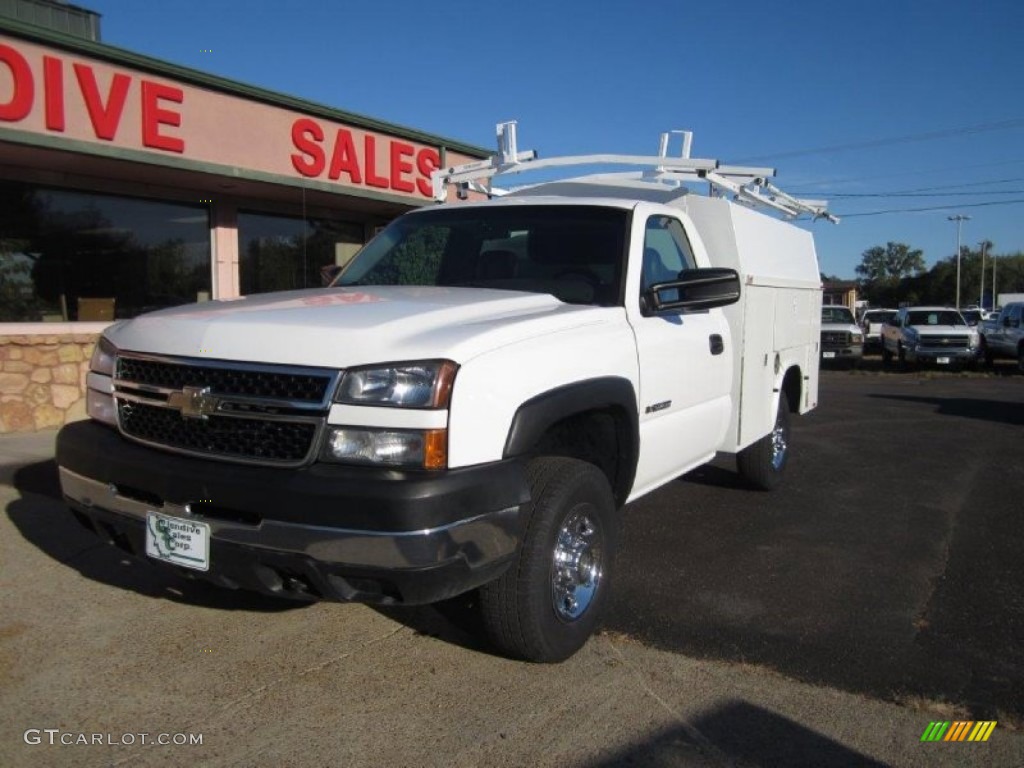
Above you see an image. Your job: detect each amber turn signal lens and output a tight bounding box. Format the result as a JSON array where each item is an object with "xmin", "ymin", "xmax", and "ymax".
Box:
[{"xmin": 423, "ymin": 429, "xmax": 448, "ymax": 470}]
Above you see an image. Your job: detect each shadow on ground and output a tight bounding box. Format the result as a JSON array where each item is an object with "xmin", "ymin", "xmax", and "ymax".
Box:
[
  {"xmin": 6, "ymin": 459, "xmax": 303, "ymax": 613},
  {"xmin": 868, "ymin": 393, "xmax": 1024, "ymax": 426},
  {"xmin": 587, "ymin": 700, "xmax": 888, "ymax": 768}
]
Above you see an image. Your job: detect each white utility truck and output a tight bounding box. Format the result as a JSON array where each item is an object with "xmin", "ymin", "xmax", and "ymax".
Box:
[{"xmin": 57, "ymin": 123, "xmax": 832, "ymax": 662}]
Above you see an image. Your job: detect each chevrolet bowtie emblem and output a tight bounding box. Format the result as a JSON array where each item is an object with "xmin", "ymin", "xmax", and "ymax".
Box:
[{"xmin": 167, "ymin": 386, "xmax": 220, "ymax": 419}]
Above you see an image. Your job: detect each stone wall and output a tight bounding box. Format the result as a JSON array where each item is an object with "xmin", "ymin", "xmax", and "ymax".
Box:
[{"xmin": 0, "ymin": 334, "xmax": 97, "ymax": 433}]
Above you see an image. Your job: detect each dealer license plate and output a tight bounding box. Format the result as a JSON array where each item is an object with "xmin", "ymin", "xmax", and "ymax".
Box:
[
  {"xmin": 936, "ymin": 357, "xmax": 950, "ymax": 365},
  {"xmin": 145, "ymin": 512, "xmax": 210, "ymax": 571},
  {"xmin": 823, "ymin": 351, "xmax": 836, "ymax": 359}
]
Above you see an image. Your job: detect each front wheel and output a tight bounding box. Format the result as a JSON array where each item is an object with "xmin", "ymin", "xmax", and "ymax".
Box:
[
  {"xmin": 479, "ymin": 457, "xmax": 618, "ymax": 663},
  {"xmin": 737, "ymin": 396, "xmax": 791, "ymax": 491}
]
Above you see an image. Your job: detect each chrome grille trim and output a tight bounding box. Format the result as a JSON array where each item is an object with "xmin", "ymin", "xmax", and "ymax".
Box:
[{"xmin": 112, "ymin": 353, "xmax": 341, "ymax": 467}]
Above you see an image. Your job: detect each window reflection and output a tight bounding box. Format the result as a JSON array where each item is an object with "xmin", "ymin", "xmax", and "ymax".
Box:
[
  {"xmin": 238, "ymin": 212, "xmax": 364, "ymax": 295},
  {"xmin": 0, "ymin": 182, "xmax": 210, "ymax": 322}
]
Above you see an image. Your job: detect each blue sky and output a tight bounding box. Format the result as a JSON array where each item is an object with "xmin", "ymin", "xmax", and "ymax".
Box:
[{"xmin": 89, "ymin": 0, "xmax": 1023, "ymax": 278}]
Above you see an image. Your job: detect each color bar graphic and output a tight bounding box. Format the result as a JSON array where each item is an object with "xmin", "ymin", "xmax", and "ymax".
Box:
[{"xmin": 921, "ymin": 721, "xmax": 996, "ymax": 742}]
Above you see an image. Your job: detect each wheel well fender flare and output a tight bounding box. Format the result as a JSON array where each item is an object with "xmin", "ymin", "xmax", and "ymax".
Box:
[{"xmin": 502, "ymin": 377, "xmax": 639, "ymax": 505}]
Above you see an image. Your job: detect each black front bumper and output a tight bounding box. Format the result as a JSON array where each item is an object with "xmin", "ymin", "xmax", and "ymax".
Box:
[{"xmin": 57, "ymin": 420, "xmax": 530, "ymax": 605}]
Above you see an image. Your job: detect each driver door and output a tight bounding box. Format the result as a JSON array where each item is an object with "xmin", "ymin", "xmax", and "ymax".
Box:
[{"xmin": 627, "ymin": 211, "xmax": 733, "ymax": 497}]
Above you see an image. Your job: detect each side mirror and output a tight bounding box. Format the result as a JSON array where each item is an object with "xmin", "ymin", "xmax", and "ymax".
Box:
[
  {"xmin": 320, "ymin": 264, "xmax": 343, "ymax": 286},
  {"xmin": 645, "ymin": 268, "xmax": 740, "ymax": 314}
]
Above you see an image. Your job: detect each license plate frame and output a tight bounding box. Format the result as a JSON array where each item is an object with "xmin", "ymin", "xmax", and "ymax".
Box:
[
  {"xmin": 936, "ymin": 356, "xmax": 951, "ymax": 365},
  {"xmin": 145, "ymin": 512, "xmax": 210, "ymax": 571},
  {"xmin": 823, "ymin": 351, "xmax": 836, "ymax": 359}
]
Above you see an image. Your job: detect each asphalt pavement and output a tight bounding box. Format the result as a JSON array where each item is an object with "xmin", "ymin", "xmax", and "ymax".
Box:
[
  {"xmin": 1, "ymin": 366, "xmax": 1022, "ymax": 767},
  {"xmin": 608, "ymin": 366, "xmax": 1024, "ymax": 724}
]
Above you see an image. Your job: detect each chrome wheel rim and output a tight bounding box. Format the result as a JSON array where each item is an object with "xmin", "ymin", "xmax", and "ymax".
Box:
[
  {"xmin": 770, "ymin": 412, "xmax": 788, "ymax": 471},
  {"xmin": 551, "ymin": 508, "xmax": 603, "ymax": 621}
]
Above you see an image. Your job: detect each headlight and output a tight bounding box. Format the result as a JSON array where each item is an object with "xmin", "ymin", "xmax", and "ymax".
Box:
[
  {"xmin": 321, "ymin": 427, "xmax": 447, "ymax": 469},
  {"xmin": 851, "ymin": 333, "xmax": 863, "ymax": 344},
  {"xmin": 87, "ymin": 336, "xmax": 117, "ymax": 425},
  {"xmin": 335, "ymin": 360, "xmax": 457, "ymax": 408},
  {"xmin": 90, "ymin": 336, "xmax": 117, "ymax": 376}
]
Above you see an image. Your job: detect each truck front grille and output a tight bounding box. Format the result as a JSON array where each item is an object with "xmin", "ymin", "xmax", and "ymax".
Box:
[
  {"xmin": 116, "ymin": 357, "xmax": 331, "ymax": 403},
  {"xmin": 821, "ymin": 331, "xmax": 851, "ymax": 347},
  {"xmin": 118, "ymin": 401, "xmax": 318, "ymax": 464},
  {"xmin": 919, "ymin": 336, "xmax": 970, "ymax": 349},
  {"xmin": 113, "ymin": 354, "xmax": 339, "ymax": 466}
]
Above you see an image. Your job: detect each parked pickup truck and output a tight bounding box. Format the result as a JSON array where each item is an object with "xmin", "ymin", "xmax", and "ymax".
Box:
[
  {"xmin": 820, "ymin": 305, "xmax": 863, "ymax": 366},
  {"xmin": 860, "ymin": 308, "xmax": 897, "ymax": 350},
  {"xmin": 979, "ymin": 302, "xmax": 1024, "ymax": 371},
  {"xmin": 56, "ymin": 124, "xmax": 830, "ymax": 662},
  {"xmin": 881, "ymin": 306, "xmax": 980, "ymax": 368}
]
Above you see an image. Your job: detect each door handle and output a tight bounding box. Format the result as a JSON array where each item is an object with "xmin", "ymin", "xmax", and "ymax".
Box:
[{"xmin": 709, "ymin": 334, "xmax": 724, "ymax": 355}]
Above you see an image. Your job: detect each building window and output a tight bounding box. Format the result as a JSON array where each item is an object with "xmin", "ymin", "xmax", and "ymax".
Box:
[
  {"xmin": 238, "ymin": 212, "xmax": 364, "ymax": 295},
  {"xmin": 0, "ymin": 181, "xmax": 210, "ymax": 322}
]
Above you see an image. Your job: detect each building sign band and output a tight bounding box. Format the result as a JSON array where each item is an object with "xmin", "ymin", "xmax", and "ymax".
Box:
[{"xmin": 0, "ymin": 35, "xmax": 449, "ymax": 200}]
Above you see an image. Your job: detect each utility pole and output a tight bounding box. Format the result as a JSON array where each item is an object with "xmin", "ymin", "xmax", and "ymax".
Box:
[
  {"xmin": 979, "ymin": 240, "xmax": 988, "ymax": 309},
  {"xmin": 947, "ymin": 215, "xmax": 970, "ymax": 309},
  {"xmin": 992, "ymin": 255, "xmax": 997, "ymax": 309}
]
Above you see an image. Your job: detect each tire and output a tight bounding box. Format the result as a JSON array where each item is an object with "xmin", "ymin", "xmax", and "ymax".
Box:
[
  {"xmin": 1018, "ymin": 345, "xmax": 1024, "ymax": 374},
  {"xmin": 479, "ymin": 457, "xmax": 618, "ymax": 663},
  {"xmin": 981, "ymin": 338, "xmax": 993, "ymax": 367},
  {"xmin": 737, "ymin": 396, "xmax": 790, "ymax": 491}
]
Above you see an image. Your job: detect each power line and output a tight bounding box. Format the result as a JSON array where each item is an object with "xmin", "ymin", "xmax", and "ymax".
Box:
[
  {"xmin": 735, "ymin": 117, "xmax": 1024, "ymax": 163},
  {"xmin": 836, "ymin": 198, "xmax": 1024, "ymax": 218},
  {"xmin": 795, "ymin": 159, "xmax": 1024, "ymax": 189},
  {"xmin": 797, "ymin": 189, "xmax": 1024, "ymax": 199}
]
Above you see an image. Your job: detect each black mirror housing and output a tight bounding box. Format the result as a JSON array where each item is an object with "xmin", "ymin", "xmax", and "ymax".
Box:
[{"xmin": 646, "ymin": 268, "xmax": 741, "ymax": 314}]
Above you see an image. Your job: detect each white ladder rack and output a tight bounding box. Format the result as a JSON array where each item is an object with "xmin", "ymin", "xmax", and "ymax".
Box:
[{"xmin": 431, "ymin": 121, "xmax": 837, "ymax": 223}]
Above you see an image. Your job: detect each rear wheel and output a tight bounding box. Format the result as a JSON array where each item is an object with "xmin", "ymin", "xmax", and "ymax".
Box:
[
  {"xmin": 1018, "ymin": 344, "xmax": 1024, "ymax": 374},
  {"xmin": 479, "ymin": 457, "xmax": 618, "ymax": 663},
  {"xmin": 737, "ymin": 396, "xmax": 790, "ymax": 491}
]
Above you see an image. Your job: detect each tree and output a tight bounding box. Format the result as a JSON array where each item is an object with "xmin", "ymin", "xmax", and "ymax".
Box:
[
  {"xmin": 856, "ymin": 242, "xmax": 925, "ymax": 307},
  {"xmin": 855, "ymin": 242, "xmax": 926, "ymax": 283}
]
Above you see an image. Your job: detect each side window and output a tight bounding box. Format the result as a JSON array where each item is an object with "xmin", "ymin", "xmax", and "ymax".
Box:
[{"xmin": 640, "ymin": 216, "xmax": 696, "ymax": 293}]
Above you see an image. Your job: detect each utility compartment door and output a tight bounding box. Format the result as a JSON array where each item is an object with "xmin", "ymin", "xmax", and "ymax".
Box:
[{"xmin": 735, "ymin": 285, "xmax": 777, "ymax": 449}]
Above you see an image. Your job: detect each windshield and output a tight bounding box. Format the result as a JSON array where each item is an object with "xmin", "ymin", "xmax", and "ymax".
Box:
[
  {"xmin": 822, "ymin": 306, "xmax": 856, "ymax": 324},
  {"xmin": 905, "ymin": 310, "xmax": 967, "ymax": 327},
  {"xmin": 334, "ymin": 205, "xmax": 628, "ymax": 307},
  {"xmin": 960, "ymin": 309, "xmax": 982, "ymax": 325},
  {"xmin": 864, "ymin": 311, "xmax": 897, "ymax": 325}
]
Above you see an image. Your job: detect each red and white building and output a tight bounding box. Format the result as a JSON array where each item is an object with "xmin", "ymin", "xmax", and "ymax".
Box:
[{"xmin": 0, "ymin": 9, "xmax": 486, "ymax": 433}]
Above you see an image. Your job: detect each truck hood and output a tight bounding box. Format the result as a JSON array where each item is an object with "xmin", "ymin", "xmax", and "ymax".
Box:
[
  {"xmin": 821, "ymin": 322, "xmax": 860, "ymax": 333},
  {"xmin": 908, "ymin": 325, "xmax": 973, "ymax": 335},
  {"xmin": 105, "ymin": 286, "xmax": 613, "ymax": 368}
]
